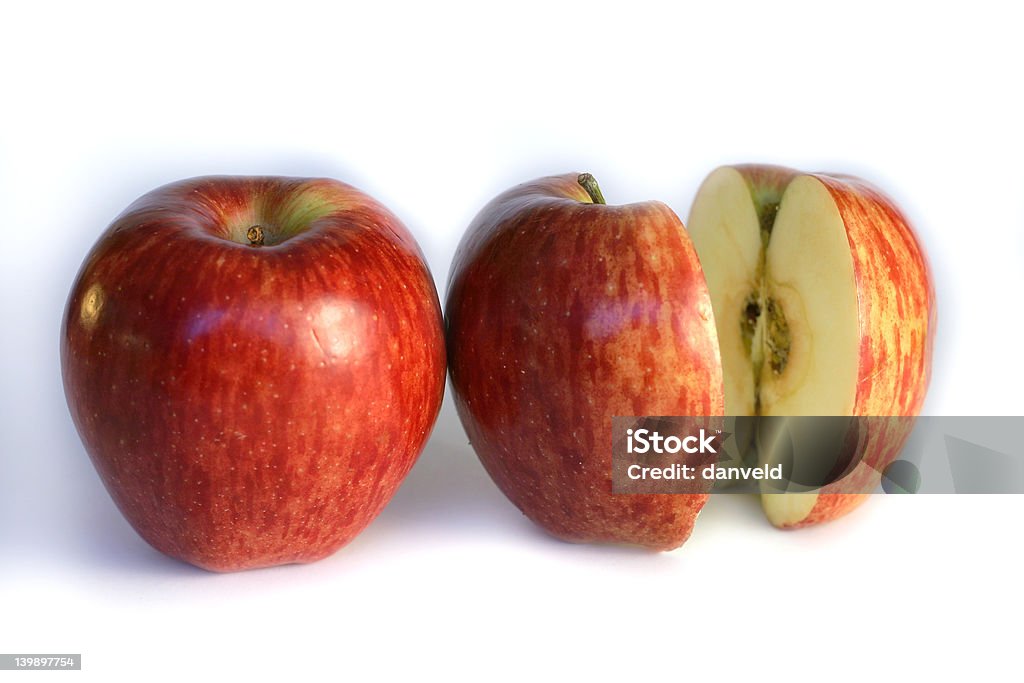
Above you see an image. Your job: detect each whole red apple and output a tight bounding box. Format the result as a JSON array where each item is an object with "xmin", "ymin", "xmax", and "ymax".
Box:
[
  {"xmin": 445, "ymin": 173, "xmax": 723, "ymax": 550},
  {"xmin": 61, "ymin": 176, "xmax": 446, "ymax": 571}
]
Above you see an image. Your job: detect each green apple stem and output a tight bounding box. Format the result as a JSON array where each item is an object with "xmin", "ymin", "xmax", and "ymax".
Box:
[
  {"xmin": 246, "ymin": 225, "xmax": 265, "ymax": 246},
  {"xmin": 577, "ymin": 173, "xmax": 606, "ymax": 205}
]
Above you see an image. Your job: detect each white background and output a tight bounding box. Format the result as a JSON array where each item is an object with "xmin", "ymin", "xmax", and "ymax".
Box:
[{"xmin": 2, "ymin": 1, "xmax": 1022, "ymax": 680}]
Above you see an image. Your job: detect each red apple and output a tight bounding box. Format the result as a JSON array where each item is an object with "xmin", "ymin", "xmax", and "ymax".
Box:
[
  {"xmin": 687, "ymin": 165, "xmax": 935, "ymax": 528},
  {"xmin": 61, "ymin": 176, "xmax": 446, "ymax": 571},
  {"xmin": 445, "ymin": 173, "xmax": 723, "ymax": 550}
]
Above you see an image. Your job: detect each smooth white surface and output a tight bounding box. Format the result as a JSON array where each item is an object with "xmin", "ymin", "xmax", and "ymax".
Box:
[{"xmin": 2, "ymin": 1, "xmax": 1022, "ymax": 680}]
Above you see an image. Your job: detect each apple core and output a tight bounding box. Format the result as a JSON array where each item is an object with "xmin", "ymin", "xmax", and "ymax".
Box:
[{"xmin": 689, "ymin": 167, "xmax": 860, "ymax": 420}]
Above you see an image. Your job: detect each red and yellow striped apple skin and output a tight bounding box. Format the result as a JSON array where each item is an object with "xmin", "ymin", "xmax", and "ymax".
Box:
[
  {"xmin": 446, "ymin": 174, "xmax": 724, "ymax": 550},
  {"xmin": 818, "ymin": 173, "xmax": 935, "ymax": 418},
  {"xmin": 62, "ymin": 177, "xmax": 446, "ymax": 571},
  {"xmin": 783, "ymin": 173, "xmax": 935, "ymax": 528}
]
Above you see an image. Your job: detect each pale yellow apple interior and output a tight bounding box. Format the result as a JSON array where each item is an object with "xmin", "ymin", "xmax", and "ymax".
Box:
[
  {"xmin": 688, "ymin": 169, "xmax": 860, "ymax": 526},
  {"xmin": 686, "ymin": 169, "xmax": 763, "ymax": 418}
]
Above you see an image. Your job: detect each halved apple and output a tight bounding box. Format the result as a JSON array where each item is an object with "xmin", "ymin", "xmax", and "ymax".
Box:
[{"xmin": 688, "ymin": 165, "xmax": 935, "ymax": 528}]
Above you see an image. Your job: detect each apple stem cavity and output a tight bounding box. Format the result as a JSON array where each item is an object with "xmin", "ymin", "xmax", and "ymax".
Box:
[
  {"xmin": 246, "ymin": 225, "xmax": 265, "ymax": 247},
  {"xmin": 577, "ymin": 173, "xmax": 606, "ymax": 205},
  {"xmin": 759, "ymin": 202, "xmax": 779, "ymax": 247}
]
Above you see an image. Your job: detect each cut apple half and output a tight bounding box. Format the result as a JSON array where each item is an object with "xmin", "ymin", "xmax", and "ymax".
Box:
[{"xmin": 688, "ymin": 165, "xmax": 935, "ymax": 528}]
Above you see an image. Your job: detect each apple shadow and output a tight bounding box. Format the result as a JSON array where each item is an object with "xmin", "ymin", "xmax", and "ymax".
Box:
[
  {"xmin": 23, "ymin": 249, "xmax": 211, "ymax": 579},
  {"xmin": 54, "ymin": 426, "xmax": 213, "ymax": 579},
  {"xmin": 49, "ymin": 389, "xmax": 522, "ymax": 578},
  {"xmin": 52, "ymin": 388, "xmax": 768, "ymax": 576},
  {"xmin": 374, "ymin": 392, "xmax": 757, "ymax": 564},
  {"xmin": 369, "ymin": 390, "xmax": 537, "ymax": 542},
  {"xmin": 690, "ymin": 489, "xmax": 770, "ymax": 538}
]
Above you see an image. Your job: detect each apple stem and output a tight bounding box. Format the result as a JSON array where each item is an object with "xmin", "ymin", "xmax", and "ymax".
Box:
[
  {"xmin": 577, "ymin": 173, "xmax": 606, "ymax": 205},
  {"xmin": 246, "ymin": 225, "xmax": 265, "ymax": 246}
]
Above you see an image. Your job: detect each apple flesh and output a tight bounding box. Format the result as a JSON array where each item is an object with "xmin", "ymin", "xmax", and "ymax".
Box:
[
  {"xmin": 446, "ymin": 174, "xmax": 723, "ymax": 550},
  {"xmin": 688, "ymin": 165, "xmax": 935, "ymax": 527},
  {"xmin": 61, "ymin": 176, "xmax": 446, "ymax": 571}
]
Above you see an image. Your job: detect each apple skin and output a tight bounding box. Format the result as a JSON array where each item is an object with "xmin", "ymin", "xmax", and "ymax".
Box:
[
  {"xmin": 736, "ymin": 166, "xmax": 935, "ymax": 528},
  {"xmin": 445, "ymin": 174, "xmax": 723, "ymax": 550},
  {"xmin": 61, "ymin": 176, "xmax": 446, "ymax": 571}
]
